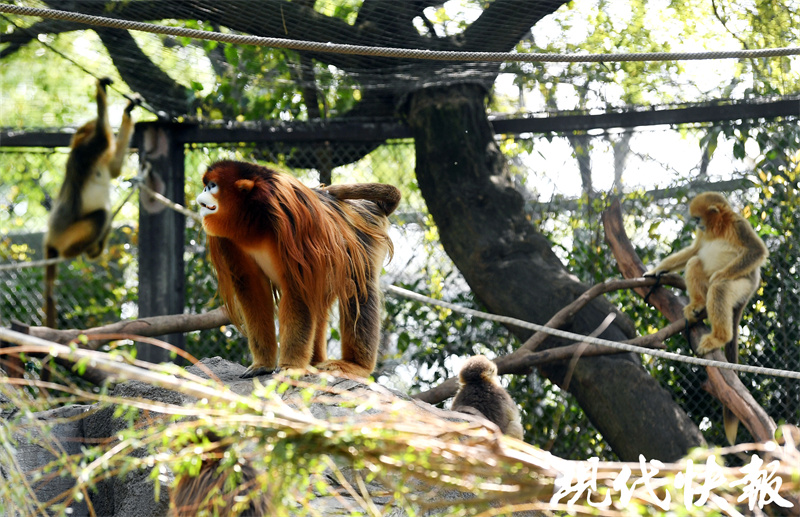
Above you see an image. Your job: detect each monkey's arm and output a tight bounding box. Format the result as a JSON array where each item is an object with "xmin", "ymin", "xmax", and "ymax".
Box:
[
  {"xmin": 108, "ymin": 96, "xmax": 140, "ymax": 178},
  {"xmin": 645, "ymin": 239, "xmax": 701, "ymax": 275},
  {"xmin": 321, "ymin": 183, "xmax": 401, "ymax": 216},
  {"xmin": 88, "ymin": 78, "xmax": 114, "ymax": 158},
  {"xmin": 712, "ymin": 219, "xmax": 768, "ymax": 282}
]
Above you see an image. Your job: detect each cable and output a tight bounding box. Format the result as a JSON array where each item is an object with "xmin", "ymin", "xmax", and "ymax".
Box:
[
  {"xmin": 384, "ymin": 284, "xmax": 800, "ymax": 380},
  {"xmin": 0, "ymin": 256, "xmax": 69, "ymax": 272},
  {"xmin": 0, "ymin": 13, "xmax": 161, "ymax": 116},
  {"xmin": 2, "ymin": 4, "xmax": 800, "ymax": 64}
]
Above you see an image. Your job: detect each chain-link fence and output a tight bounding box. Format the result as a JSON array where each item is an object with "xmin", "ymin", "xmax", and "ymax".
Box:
[{"xmin": 1, "ymin": 119, "xmax": 798, "ymax": 457}]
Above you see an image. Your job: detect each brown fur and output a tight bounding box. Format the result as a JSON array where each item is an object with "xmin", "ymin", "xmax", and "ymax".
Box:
[
  {"xmin": 451, "ymin": 355, "xmax": 524, "ymax": 439},
  {"xmin": 43, "ymin": 78, "xmax": 137, "ymax": 328},
  {"xmin": 170, "ymin": 437, "xmax": 269, "ymax": 517},
  {"xmin": 646, "ymin": 191, "xmax": 768, "ymax": 443},
  {"xmin": 198, "ymin": 160, "xmax": 399, "ymax": 378}
]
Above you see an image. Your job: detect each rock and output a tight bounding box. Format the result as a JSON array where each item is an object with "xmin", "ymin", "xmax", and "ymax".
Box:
[{"xmin": 2, "ymin": 357, "xmax": 526, "ymax": 517}]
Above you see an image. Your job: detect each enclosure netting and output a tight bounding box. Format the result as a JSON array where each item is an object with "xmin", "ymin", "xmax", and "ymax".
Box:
[
  {"xmin": 2, "ymin": 0, "xmax": 578, "ymax": 126},
  {"xmin": 1, "ymin": 0, "xmax": 799, "ymax": 458},
  {"xmin": 5, "ymin": 0, "xmax": 797, "ymax": 127},
  {"xmin": 3, "ymin": 122, "xmax": 799, "ymax": 456}
]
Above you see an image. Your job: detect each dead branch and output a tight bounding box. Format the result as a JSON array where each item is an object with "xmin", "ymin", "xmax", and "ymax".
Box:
[
  {"xmin": 27, "ymin": 308, "xmax": 230, "ymax": 350},
  {"xmin": 519, "ymin": 275, "xmax": 685, "ymax": 353},
  {"xmin": 602, "ymin": 196, "xmax": 776, "ymax": 442},
  {"xmin": 6, "ymin": 310, "xmax": 229, "ymax": 386}
]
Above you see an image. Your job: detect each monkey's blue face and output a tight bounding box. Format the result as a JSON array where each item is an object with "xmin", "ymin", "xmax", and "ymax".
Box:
[
  {"xmin": 197, "ymin": 181, "xmax": 219, "ymax": 218},
  {"xmin": 692, "ymin": 216, "xmax": 706, "ymax": 231}
]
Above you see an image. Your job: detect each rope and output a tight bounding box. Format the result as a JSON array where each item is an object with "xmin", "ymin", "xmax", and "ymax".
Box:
[
  {"xmin": 139, "ymin": 182, "xmax": 203, "ymax": 224},
  {"xmin": 3, "ymin": 161, "xmax": 798, "ymax": 380},
  {"xmin": 0, "ymin": 256, "xmax": 69, "ymax": 272},
  {"xmin": 3, "ymin": 3, "xmax": 800, "ymax": 64},
  {"xmin": 384, "ymin": 284, "xmax": 800, "ymax": 380},
  {"xmin": 0, "ymin": 13, "xmax": 161, "ymax": 117},
  {"xmin": 0, "ymin": 176, "xmax": 142, "ymax": 273}
]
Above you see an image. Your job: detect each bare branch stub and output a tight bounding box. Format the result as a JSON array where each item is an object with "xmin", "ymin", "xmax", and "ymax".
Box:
[{"xmin": 601, "ymin": 196, "xmax": 776, "ymax": 442}]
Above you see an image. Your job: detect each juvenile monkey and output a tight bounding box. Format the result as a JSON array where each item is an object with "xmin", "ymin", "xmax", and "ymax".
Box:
[
  {"xmin": 196, "ymin": 160, "xmax": 399, "ymax": 378},
  {"xmin": 451, "ymin": 355, "xmax": 524, "ymax": 439},
  {"xmin": 43, "ymin": 78, "xmax": 138, "ymax": 328},
  {"xmin": 646, "ymin": 192, "xmax": 767, "ymax": 443}
]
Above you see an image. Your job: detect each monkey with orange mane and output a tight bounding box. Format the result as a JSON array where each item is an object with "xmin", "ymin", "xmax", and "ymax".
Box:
[{"xmin": 196, "ymin": 160, "xmax": 399, "ymax": 378}]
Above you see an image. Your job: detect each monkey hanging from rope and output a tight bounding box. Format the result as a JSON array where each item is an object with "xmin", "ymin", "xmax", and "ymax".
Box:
[
  {"xmin": 645, "ymin": 191, "xmax": 768, "ymax": 443},
  {"xmin": 196, "ymin": 160, "xmax": 400, "ymax": 378},
  {"xmin": 43, "ymin": 78, "xmax": 140, "ymax": 328}
]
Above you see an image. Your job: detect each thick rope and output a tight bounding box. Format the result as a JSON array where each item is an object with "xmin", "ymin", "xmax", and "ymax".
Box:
[
  {"xmin": 3, "ymin": 4, "xmax": 800, "ymax": 63},
  {"xmin": 384, "ymin": 284, "xmax": 800, "ymax": 380}
]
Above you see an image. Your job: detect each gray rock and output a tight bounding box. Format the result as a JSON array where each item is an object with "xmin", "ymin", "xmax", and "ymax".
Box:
[{"xmin": 2, "ymin": 357, "xmax": 537, "ymax": 517}]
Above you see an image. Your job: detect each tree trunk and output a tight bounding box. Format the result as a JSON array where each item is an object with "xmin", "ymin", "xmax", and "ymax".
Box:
[{"xmin": 403, "ymin": 84, "xmax": 705, "ymax": 461}]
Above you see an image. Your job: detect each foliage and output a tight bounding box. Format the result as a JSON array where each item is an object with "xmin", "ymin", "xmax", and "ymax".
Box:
[
  {"xmin": 2, "ymin": 0, "xmax": 800, "ymax": 474},
  {"xmin": 0, "ymin": 347, "xmax": 796, "ymax": 516}
]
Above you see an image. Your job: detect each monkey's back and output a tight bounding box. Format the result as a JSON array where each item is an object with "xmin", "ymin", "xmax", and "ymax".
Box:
[{"xmin": 452, "ymin": 382, "xmax": 517, "ymax": 433}]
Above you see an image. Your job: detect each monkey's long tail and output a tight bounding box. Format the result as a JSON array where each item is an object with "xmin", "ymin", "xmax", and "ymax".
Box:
[
  {"xmin": 44, "ymin": 247, "xmax": 58, "ymax": 329},
  {"xmin": 323, "ymin": 183, "xmax": 401, "ymax": 216},
  {"xmin": 723, "ymin": 305, "xmax": 746, "ymax": 445}
]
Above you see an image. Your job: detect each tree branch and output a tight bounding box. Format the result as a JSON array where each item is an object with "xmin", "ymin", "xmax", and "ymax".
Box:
[
  {"xmin": 28, "ymin": 308, "xmax": 229, "ymax": 351},
  {"xmin": 463, "ymin": 0, "xmax": 570, "ymax": 52},
  {"xmin": 414, "ymin": 276, "xmax": 685, "ymax": 404},
  {"xmin": 94, "ymin": 27, "xmax": 192, "ymax": 116},
  {"xmin": 601, "ymin": 196, "xmax": 777, "ymax": 442}
]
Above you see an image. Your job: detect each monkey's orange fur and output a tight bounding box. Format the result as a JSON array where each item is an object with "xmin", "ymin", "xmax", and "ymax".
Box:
[
  {"xmin": 646, "ymin": 192, "xmax": 767, "ymax": 444},
  {"xmin": 170, "ymin": 433, "xmax": 269, "ymax": 517},
  {"xmin": 646, "ymin": 192, "xmax": 767, "ymax": 357},
  {"xmin": 197, "ymin": 160, "xmax": 399, "ymax": 378}
]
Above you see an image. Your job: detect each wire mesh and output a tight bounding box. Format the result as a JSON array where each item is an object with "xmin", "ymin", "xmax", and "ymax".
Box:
[
  {"xmin": 2, "ymin": 119, "xmax": 799, "ymax": 457},
  {"xmin": 1, "ymin": 0, "xmax": 799, "ymax": 460}
]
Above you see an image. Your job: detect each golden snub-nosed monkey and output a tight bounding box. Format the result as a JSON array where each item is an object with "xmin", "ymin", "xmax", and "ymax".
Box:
[
  {"xmin": 196, "ymin": 160, "xmax": 400, "ymax": 379},
  {"xmin": 645, "ymin": 192, "xmax": 767, "ymax": 444},
  {"xmin": 43, "ymin": 78, "xmax": 139, "ymax": 328}
]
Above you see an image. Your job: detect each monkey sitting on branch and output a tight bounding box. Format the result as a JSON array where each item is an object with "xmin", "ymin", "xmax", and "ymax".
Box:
[
  {"xmin": 43, "ymin": 78, "xmax": 139, "ymax": 328},
  {"xmin": 451, "ymin": 355, "xmax": 524, "ymax": 439},
  {"xmin": 645, "ymin": 191, "xmax": 768, "ymax": 443},
  {"xmin": 196, "ymin": 160, "xmax": 400, "ymax": 379},
  {"xmin": 645, "ymin": 192, "xmax": 768, "ymax": 358}
]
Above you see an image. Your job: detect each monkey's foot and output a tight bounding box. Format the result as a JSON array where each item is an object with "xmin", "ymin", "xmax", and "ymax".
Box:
[
  {"xmin": 683, "ymin": 303, "xmax": 705, "ymax": 323},
  {"xmin": 315, "ymin": 360, "xmax": 373, "ymax": 379},
  {"xmin": 240, "ymin": 364, "xmax": 279, "ymax": 379},
  {"xmin": 696, "ymin": 334, "xmax": 725, "ymax": 356}
]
